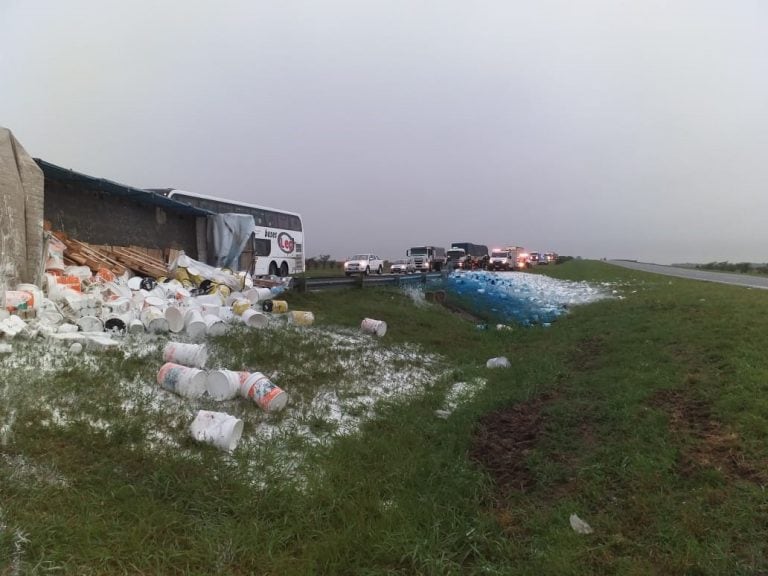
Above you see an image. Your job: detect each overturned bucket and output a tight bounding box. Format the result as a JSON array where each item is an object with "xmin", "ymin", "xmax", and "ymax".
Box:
[
  {"xmin": 163, "ymin": 342, "xmax": 208, "ymax": 368},
  {"xmin": 262, "ymin": 300, "xmax": 288, "ymax": 313},
  {"xmin": 157, "ymin": 362, "xmax": 207, "ymax": 399},
  {"xmin": 241, "ymin": 308, "xmax": 268, "ymax": 329},
  {"xmin": 206, "ymin": 369, "xmax": 241, "ymax": 400},
  {"xmin": 239, "ymin": 372, "xmax": 288, "ymax": 412},
  {"xmin": 289, "ymin": 311, "xmax": 315, "ymax": 327},
  {"xmin": 141, "ymin": 306, "xmax": 170, "ymax": 333},
  {"xmin": 189, "ymin": 410, "xmax": 243, "ymax": 452},
  {"xmin": 360, "ymin": 317, "xmax": 387, "ymax": 337}
]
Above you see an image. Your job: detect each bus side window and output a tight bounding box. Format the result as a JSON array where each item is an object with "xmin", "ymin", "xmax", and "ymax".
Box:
[
  {"xmin": 253, "ymin": 210, "xmax": 265, "ymax": 226},
  {"xmin": 290, "ymin": 216, "xmax": 302, "ymax": 231},
  {"xmin": 278, "ymin": 214, "xmax": 291, "ymax": 229},
  {"xmin": 264, "ymin": 211, "xmax": 275, "ymax": 228},
  {"xmin": 254, "ymin": 238, "xmax": 271, "ymax": 256}
]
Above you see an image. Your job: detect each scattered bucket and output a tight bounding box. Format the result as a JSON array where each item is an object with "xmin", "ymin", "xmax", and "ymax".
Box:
[
  {"xmin": 184, "ymin": 308, "xmax": 207, "ymax": 339},
  {"xmin": 262, "ymin": 300, "xmax": 288, "ymax": 313},
  {"xmin": 156, "ymin": 362, "xmax": 207, "ymax": 399},
  {"xmin": 77, "ymin": 315, "xmax": 104, "ymax": 333},
  {"xmin": 162, "ymin": 342, "xmax": 208, "ymax": 368},
  {"xmin": 206, "ymin": 369, "xmax": 241, "ymax": 400},
  {"xmin": 140, "ymin": 306, "xmax": 169, "ymax": 333},
  {"xmin": 239, "ymin": 371, "xmax": 288, "ymax": 412},
  {"xmin": 189, "ymin": 410, "xmax": 243, "ymax": 452},
  {"xmin": 486, "ymin": 356, "xmax": 511, "ymax": 369},
  {"xmin": 104, "ymin": 315, "xmax": 128, "ymax": 333},
  {"xmin": 128, "ymin": 319, "xmax": 145, "ymax": 334},
  {"xmin": 165, "ymin": 306, "xmax": 186, "ymax": 333},
  {"xmin": 232, "ymin": 299, "xmax": 251, "ymax": 316},
  {"xmin": 241, "ymin": 308, "xmax": 268, "ymax": 328},
  {"xmin": 245, "ymin": 287, "xmax": 272, "ymax": 303},
  {"xmin": 360, "ymin": 317, "xmax": 387, "ymax": 337},
  {"xmin": 289, "ymin": 311, "xmax": 315, "ymax": 326},
  {"xmin": 204, "ymin": 314, "xmax": 227, "ymax": 337}
]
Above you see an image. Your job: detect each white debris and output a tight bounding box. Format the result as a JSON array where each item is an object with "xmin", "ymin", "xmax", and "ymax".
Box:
[{"xmin": 569, "ymin": 513, "xmax": 594, "ymax": 535}]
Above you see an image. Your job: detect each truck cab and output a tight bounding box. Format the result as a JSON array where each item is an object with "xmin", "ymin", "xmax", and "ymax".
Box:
[{"xmin": 407, "ymin": 246, "xmax": 447, "ymax": 272}]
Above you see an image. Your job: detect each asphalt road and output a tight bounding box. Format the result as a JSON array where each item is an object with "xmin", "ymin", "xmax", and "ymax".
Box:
[{"xmin": 608, "ymin": 260, "xmax": 768, "ymax": 290}]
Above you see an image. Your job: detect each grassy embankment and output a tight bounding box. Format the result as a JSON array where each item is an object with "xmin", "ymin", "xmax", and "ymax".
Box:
[{"xmin": 1, "ymin": 260, "xmax": 767, "ymax": 574}]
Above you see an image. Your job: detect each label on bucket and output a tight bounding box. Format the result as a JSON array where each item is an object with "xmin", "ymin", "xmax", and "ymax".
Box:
[
  {"xmin": 157, "ymin": 363, "xmax": 183, "ymax": 394},
  {"xmin": 241, "ymin": 373, "xmax": 286, "ymax": 411}
]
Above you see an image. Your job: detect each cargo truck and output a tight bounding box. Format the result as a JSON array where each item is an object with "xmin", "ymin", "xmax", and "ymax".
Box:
[
  {"xmin": 407, "ymin": 245, "xmax": 447, "ymax": 272},
  {"xmin": 447, "ymin": 242, "xmax": 489, "ymax": 270}
]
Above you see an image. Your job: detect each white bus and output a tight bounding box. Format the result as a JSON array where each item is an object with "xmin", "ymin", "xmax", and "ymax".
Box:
[{"xmin": 161, "ymin": 189, "xmax": 305, "ymax": 277}]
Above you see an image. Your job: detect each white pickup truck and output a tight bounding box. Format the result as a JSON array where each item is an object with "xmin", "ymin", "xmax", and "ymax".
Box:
[{"xmin": 344, "ymin": 253, "xmax": 384, "ymax": 276}]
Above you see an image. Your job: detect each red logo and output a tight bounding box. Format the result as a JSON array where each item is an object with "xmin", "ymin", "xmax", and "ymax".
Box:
[{"xmin": 277, "ymin": 232, "xmax": 295, "ymax": 254}]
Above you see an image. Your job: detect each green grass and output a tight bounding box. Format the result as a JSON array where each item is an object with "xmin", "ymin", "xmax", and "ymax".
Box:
[{"xmin": 2, "ymin": 260, "xmax": 768, "ymax": 574}]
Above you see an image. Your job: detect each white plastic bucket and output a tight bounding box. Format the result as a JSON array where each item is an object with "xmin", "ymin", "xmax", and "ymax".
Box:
[
  {"xmin": 140, "ymin": 306, "xmax": 169, "ymax": 333},
  {"xmin": 241, "ymin": 308, "xmax": 268, "ymax": 329},
  {"xmin": 76, "ymin": 315, "xmax": 104, "ymax": 333},
  {"xmin": 156, "ymin": 362, "xmax": 207, "ymax": 399},
  {"xmin": 219, "ymin": 306, "xmax": 235, "ymax": 322},
  {"xmin": 162, "ymin": 342, "xmax": 208, "ymax": 368},
  {"xmin": 189, "ymin": 410, "xmax": 243, "ymax": 452},
  {"xmin": 128, "ymin": 319, "xmax": 145, "ymax": 334},
  {"xmin": 239, "ymin": 371, "xmax": 288, "ymax": 412},
  {"xmin": 144, "ymin": 295, "xmax": 166, "ymax": 309},
  {"xmin": 361, "ymin": 317, "xmax": 387, "ymax": 337},
  {"xmin": 245, "ymin": 287, "xmax": 272, "ymax": 304},
  {"xmin": 165, "ymin": 306, "xmax": 186, "ymax": 333},
  {"xmin": 289, "ymin": 311, "xmax": 315, "ymax": 326},
  {"xmin": 127, "ymin": 276, "xmax": 143, "ymax": 291},
  {"xmin": 206, "ymin": 369, "xmax": 241, "ymax": 400},
  {"xmin": 184, "ymin": 309, "xmax": 207, "ymax": 339},
  {"xmin": 16, "ymin": 284, "xmax": 42, "ymax": 309},
  {"xmin": 486, "ymin": 356, "xmax": 511, "ymax": 369},
  {"xmin": 204, "ymin": 314, "xmax": 227, "ymax": 337}
]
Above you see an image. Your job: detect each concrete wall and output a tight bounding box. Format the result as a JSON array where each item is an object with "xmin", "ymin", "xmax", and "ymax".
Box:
[{"xmin": 44, "ymin": 180, "xmax": 200, "ymax": 257}]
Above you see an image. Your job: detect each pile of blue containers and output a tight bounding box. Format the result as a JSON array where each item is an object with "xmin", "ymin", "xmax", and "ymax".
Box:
[{"xmin": 443, "ymin": 271, "xmax": 569, "ymax": 326}]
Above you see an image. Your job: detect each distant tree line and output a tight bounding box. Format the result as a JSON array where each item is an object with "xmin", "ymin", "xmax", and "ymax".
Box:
[
  {"xmin": 305, "ymin": 255, "xmax": 340, "ymax": 269},
  {"xmin": 695, "ymin": 262, "xmax": 768, "ymax": 274}
]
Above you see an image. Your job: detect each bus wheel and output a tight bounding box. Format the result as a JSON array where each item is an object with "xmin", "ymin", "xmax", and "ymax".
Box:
[
  {"xmin": 279, "ymin": 262, "xmax": 289, "ymax": 277},
  {"xmin": 269, "ymin": 262, "xmax": 278, "ymax": 276}
]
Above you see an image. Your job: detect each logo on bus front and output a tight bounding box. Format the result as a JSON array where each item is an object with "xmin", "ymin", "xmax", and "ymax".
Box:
[{"xmin": 277, "ymin": 232, "xmax": 295, "ymax": 254}]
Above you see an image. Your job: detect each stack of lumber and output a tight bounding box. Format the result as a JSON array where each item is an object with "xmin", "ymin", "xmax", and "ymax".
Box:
[
  {"xmin": 56, "ymin": 233, "xmax": 127, "ymax": 276},
  {"xmin": 54, "ymin": 231, "xmax": 168, "ymax": 278},
  {"xmin": 108, "ymin": 246, "xmax": 167, "ymax": 278}
]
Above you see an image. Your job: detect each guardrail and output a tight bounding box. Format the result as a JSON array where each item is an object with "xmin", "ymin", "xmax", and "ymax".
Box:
[{"xmin": 293, "ymin": 272, "xmax": 446, "ymax": 292}]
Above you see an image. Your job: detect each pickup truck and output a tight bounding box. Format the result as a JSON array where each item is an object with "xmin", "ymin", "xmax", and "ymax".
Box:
[{"xmin": 344, "ymin": 254, "xmax": 384, "ymax": 276}]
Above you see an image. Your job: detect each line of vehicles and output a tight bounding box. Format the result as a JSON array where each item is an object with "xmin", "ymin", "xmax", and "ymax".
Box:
[{"xmin": 345, "ymin": 243, "xmax": 559, "ymax": 275}]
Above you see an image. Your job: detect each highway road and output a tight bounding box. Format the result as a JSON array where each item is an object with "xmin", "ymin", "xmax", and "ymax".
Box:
[{"xmin": 608, "ymin": 260, "xmax": 768, "ymax": 290}]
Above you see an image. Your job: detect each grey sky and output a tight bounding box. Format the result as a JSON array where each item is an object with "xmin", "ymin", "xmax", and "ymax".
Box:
[{"xmin": 2, "ymin": 1, "xmax": 767, "ymax": 263}]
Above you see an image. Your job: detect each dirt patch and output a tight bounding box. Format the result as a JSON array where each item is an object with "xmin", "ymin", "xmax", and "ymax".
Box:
[
  {"xmin": 469, "ymin": 394, "xmax": 554, "ymax": 494},
  {"xmin": 567, "ymin": 335, "xmax": 605, "ymax": 372},
  {"xmin": 650, "ymin": 389, "xmax": 765, "ymax": 484}
]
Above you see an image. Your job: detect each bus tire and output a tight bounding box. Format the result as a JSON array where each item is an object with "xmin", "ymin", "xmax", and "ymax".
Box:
[
  {"xmin": 279, "ymin": 262, "xmax": 289, "ymax": 277},
  {"xmin": 365, "ymin": 266, "xmax": 370, "ymax": 275},
  {"xmin": 269, "ymin": 262, "xmax": 278, "ymax": 276},
  {"xmin": 377, "ymin": 266, "xmax": 382, "ymax": 275}
]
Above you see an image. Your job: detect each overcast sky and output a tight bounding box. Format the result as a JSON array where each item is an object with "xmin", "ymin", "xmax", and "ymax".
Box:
[{"xmin": 2, "ymin": 1, "xmax": 767, "ymax": 263}]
